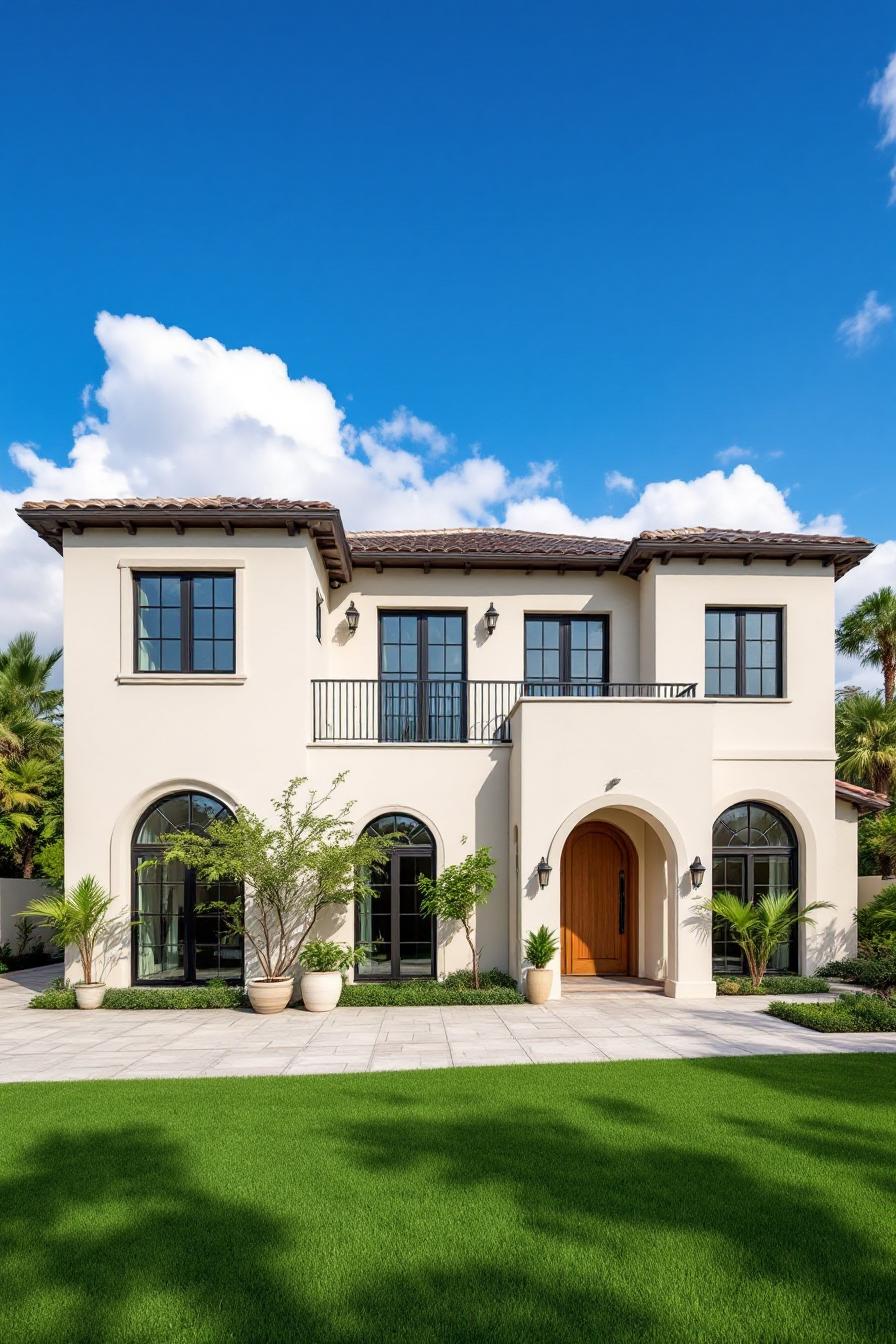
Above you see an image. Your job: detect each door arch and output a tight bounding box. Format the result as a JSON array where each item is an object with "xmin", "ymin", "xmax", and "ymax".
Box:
[
  {"xmin": 356, "ymin": 813, "xmax": 436, "ymax": 979},
  {"xmin": 132, "ymin": 790, "xmax": 244, "ymax": 985},
  {"xmin": 561, "ymin": 820, "xmax": 638, "ymax": 976},
  {"xmin": 712, "ymin": 801, "xmax": 798, "ymax": 974}
]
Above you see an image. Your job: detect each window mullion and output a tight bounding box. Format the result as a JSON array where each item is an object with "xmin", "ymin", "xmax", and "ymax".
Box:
[
  {"xmin": 736, "ymin": 609, "xmax": 745, "ymax": 697},
  {"xmin": 180, "ymin": 577, "xmax": 191, "ymax": 673}
]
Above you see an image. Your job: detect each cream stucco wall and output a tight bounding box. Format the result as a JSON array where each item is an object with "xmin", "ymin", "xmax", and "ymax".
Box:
[{"xmin": 57, "ymin": 524, "xmax": 861, "ymax": 995}]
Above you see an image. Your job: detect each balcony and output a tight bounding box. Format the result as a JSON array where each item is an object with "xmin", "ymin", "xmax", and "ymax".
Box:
[{"xmin": 311, "ymin": 679, "xmax": 697, "ymax": 744}]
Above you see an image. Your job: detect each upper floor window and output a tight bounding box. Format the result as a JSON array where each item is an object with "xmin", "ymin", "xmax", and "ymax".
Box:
[
  {"xmin": 704, "ymin": 608, "xmax": 782, "ymax": 698},
  {"xmin": 379, "ymin": 611, "xmax": 466, "ymax": 741},
  {"xmin": 135, "ymin": 573, "xmax": 235, "ymax": 674},
  {"xmin": 524, "ymin": 615, "xmax": 608, "ymax": 691},
  {"xmin": 316, "ymin": 589, "xmax": 323, "ymax": 643}
]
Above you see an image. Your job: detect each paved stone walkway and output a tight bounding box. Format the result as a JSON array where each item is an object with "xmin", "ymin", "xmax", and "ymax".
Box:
[{"xmin": 0, "ymin": 965, "xmax": 894, "ymax": 1081}]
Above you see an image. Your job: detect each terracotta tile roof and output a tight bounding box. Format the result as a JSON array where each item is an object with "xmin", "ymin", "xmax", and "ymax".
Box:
[
  {"xmin": 638, "ymin": 526, "xmax": 870, "ymax": 547},
  {"xmin": 17, "ymin": 498, "xmax": 875, "ymax": 582},
  {"xmin": 347, "ymin": 528, "xmax": 628, "ymax": 559},
  {"xmin": 19, "ymin": 496, "xmax": 336, "ymax": 513},
  {"xmin": 17, "ymin": 496, "xmax": 351, "ymax": 582},
  {"xmin": 835, "ymin": 779, "xmax": 892, "ymax": 814}
]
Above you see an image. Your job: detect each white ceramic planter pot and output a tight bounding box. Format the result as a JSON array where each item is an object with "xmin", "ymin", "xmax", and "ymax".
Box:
[
  {"xmin": 247, "ymin": 978, "xmax": 294, "ymax": 1015},
  {"xmin": 74, "ymin": 983, "xmax": 107, "ymax": 1010},
  {"xmin": 301, "ymin": 970, "xmax": 343, "ymax": 1012},
  {"xmin": 525, "ymin": 967, "xmax": 553, "ymax": 1005}
]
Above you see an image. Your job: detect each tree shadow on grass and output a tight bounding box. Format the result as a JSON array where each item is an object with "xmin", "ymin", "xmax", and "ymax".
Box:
[
  {"xmin": 0, "ymin": 1116, "xmax": 657, "ymax": 1344},
  {"xmin": 330, "ymin": 1074, "xmax": 896, "ymax": 1342}
]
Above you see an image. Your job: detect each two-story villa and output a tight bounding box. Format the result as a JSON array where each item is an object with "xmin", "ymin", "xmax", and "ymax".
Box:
[{"xmin": 19, "ymin": 496, "xmax": 886, "ymax": 999}]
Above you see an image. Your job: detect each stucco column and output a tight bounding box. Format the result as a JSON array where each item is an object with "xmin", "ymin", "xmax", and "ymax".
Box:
[{"xmin": 663, "ymin": 857, "xmax": 716, "ymax": 999}]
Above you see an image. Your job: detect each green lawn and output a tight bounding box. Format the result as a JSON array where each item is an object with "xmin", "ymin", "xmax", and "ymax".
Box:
[{"xmin": 1, "ymin": 1056, "xmax": 895, "ymax": 1343}]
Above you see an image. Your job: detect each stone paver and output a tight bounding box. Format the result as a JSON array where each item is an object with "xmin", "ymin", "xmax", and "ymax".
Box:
[{"xmin": 1, "ymin": 965, "xmax": 894, "ymax": 1082}]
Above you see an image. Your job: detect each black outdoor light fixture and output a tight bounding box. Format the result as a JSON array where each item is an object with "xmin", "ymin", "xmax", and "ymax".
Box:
[
  {"xmin": 345, "ymin": 601, "xmax": 360, "ymax": 636},
  {"xmin": 537, "ymin": 856, "xmax": 552, "ymax": 889},
  {"xmin": 689, "ymin": 856, "xmax": 706, "ymax": 890},
  {"xmin": 484, "ymin": 602, "xmax": 499, "ymax": 636}
]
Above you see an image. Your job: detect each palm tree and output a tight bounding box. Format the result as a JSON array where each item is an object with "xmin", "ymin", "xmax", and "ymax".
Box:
[
  {"xmin": 20, "ymin": 875, "xmax": 115, "ymax": 985},
  {"xmin": 836, "ymin": 587, "xmax": 896, "ymax": 703},
  {"xmin": 835, "ymin": 691, "xmax": 896, "ymax": 797},
  {"xmin": 0, "ymin": 632, "xmax": 63, "ymax": 763},
  {"xmin": 0, "ymin": 756, "xmax": 55, "ymax": 877},
  {"xmin": 706, "ymin": 890, "xmax": 831, "ymax": 989}
]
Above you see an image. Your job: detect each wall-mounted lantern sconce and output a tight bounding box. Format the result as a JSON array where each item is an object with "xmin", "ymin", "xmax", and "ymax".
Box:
[
  {"xmin": 537, "ymin": 856, "xmax": 552, "ymax": 889},
  {"xmin": 689, "ymin": 856, "xmax": 706, "ymax": 890},
  {"xmin": 345, "ymin": 601, "xmax": 360, "ymax": 636},
  {"xmin": 484, "ymin": 602, "xmax": 499, "ymax": 636}
]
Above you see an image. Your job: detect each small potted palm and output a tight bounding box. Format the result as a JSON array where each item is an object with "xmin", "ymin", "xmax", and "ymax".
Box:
[
  {"xmin": 524, "ymin": 924, "xmax": 558, "ymax": 1004},
  {"xmin": 298, "ymin": 940, "xmax": 366, "ymax": 1012},
  {"xmin": 20, "ymin": 875, "xmax": 118, "ymax": 1009}
]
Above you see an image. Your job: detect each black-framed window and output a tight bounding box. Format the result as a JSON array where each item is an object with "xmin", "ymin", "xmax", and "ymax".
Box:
[
  {"xmin": 316, "ymin": 589, "xmax": 323, "ymax": 643},
  {"xmin": 135, "ymin": 573, "xmax": 235, "ymax": 673},
  {"xmin": 524, "ymin": 615, "xmax": 608, "ymax": 693},
  {"xmin": 132, "ymin": 791, "xmax": 244, "ymax": 985},
  {"xmin": 705, "ymin": 608, "xmax": 782, "ymax": 697},
  {"xmin": 712, "ymin": 802, "xmax": 798, "ymax": 975},
  {"xmin": 378, "ymin": 611, "xmax": 466, "ymax": 742},
  {"xmin": 356, "ymin": 813, "xmax": 436, "ymax": 978}
]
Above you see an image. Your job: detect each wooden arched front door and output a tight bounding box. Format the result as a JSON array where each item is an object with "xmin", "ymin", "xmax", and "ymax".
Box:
[{"xmin": 561, "ymin": 820, "xmax": 637, "ymax": 976}]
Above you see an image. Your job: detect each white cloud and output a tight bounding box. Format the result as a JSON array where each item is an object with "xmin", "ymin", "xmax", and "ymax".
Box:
[
  {"xmin": 1, "ymin": 314, "xmax": 890, "ymax": 661},
  {"xmin": 604, "ymin": 470, "xmax": 636, "ymax": 494},
  {"xmin": 374, "ymin": 407, "xmax": 451, "ymax": 457},
  {"xmin": 505, "ymin": 463, "xmax": 845, "ymax": 538},
  {"xmin": 870, "ymin": 52, "xmax": 896, "ymax": 201},
  {"xmin": 837, "ymin": 291, "xmax": 893, "ymax": 351},
  {"xmin": 715, "ymin": 445, "xmax": 753, "ymax": 464}
]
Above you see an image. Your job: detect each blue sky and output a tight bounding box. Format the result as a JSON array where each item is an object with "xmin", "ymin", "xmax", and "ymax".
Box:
[{"xmin": 1, "ymin": 2, "xmax": 896, "ymax": 656}]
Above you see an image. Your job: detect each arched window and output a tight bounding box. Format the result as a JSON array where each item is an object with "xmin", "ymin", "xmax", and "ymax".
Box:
[
  {"xmin": 356, "ymin": 814, "xmax": 435, "ymax": 979},
  {"xmin": 132, "ymin": 791, "xmax": 243, "ymax": 985},
  {"xmin": 712, "ymin": 802, "xmax": 798, "ymax": 975}
]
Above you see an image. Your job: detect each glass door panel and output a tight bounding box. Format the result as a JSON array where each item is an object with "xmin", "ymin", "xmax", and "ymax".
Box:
[
  {"xmin": 425, "ymin": 614, "xmax": 465, "ymax": 741},
  {"xmin": 135, "ymin": 858, "xmax": 186, "ymax": 981},
  {"xmin": 356, "ymin": 845, "xmax": 435, "ymax": 978},
  {"xmin": 711, "ymin": 855, "xmax": 746, "ymax": 975},
  {"xmin": 380, "ymin": 614, "xmax": 420, "ymax": 741},
  {"xmin": 753, "ymin": 854, "xmax": 795, "ymax": 972}
]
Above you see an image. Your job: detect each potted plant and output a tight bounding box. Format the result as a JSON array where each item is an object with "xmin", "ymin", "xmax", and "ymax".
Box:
[
  {"xmin": 298, "ymin": 940, "xmax": 366, "ymax": 1011},
  {"xmin": 19, "ymin": 875, "xmax": 118, "ymax": 1008},
  {"xmin": 705, "ymin": 890, "xmax": 831, "ymax": 990},
  {"xmin": 523, "ymin": 925, "xmax": 558, "ymax": 1004},
  {"xmin": 158, "ymin": 774, "xmax": 393, "ymax": 1014}
]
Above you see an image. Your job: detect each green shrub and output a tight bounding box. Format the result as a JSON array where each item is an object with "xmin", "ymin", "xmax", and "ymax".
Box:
[
  {"xmin": 817, "ymin": 955, "xmax": 896, "ymax": 996},
  {"xmin": 298, "ymin": 940, "xmax": 365, "ymax": 973},
  {"xmin": 524, "ymin": 925, "xmax": 559, "ymax": 970},
  {"xmin": 441, "ymin": 967, "xmax": 517, "ymax": 991},
  {"xmin": 714, "ymin": 975, "xmax": 830, "ymax": 995},
  {"xmin": 30, "ymin": 979, "xmax": 246, "ymax": 1010},
  {"xmin": 768, "ymin": 992, "xmax": 896, "ymax": 1032},
  {"xmin": 338, "ymin": 979, "xmax": 523, "ymax": 1007}
]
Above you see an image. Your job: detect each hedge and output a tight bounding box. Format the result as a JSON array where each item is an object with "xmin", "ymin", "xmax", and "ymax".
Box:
[
  {"xmin": 339, "ymin": 980, "xmax": 523, "ymax": 1007},
  {"xmin": 30, "ymin": 981, "xmax": 246, "ymax": 1010},
  {"xmin": 768, "ymin": 992, "xmax": 896, "ymax": 1033},
  {"xmin": 714, "ymin": 975, "xmax": 830, "ymax": 996}
]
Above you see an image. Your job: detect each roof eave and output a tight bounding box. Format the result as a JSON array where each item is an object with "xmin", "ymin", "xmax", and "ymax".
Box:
[
  {"xmin": 349, "ymin": 550, "xmax": 624, "ymax": 571},
  {"xmin": 17, "ymin": 505, "xmax": 353, "ymax": 584},
  {"xmin": 618, "ymin": 539, "xmax": 875, "ymax": 580}
]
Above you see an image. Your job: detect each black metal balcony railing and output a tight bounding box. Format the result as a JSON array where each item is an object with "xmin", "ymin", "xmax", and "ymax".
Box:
[{"xmin": 311, "ymin": 679, "xmax": 698, "ymax": 744}]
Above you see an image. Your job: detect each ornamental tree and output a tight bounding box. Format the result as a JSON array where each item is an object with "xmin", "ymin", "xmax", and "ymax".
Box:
[
  {"xmin": 418, "ymin": 844, "xmax": 496, "ymax": 989},
  {"xmin": 157, "ymin": 774, "xmax": 394, "ymax": 982}
]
